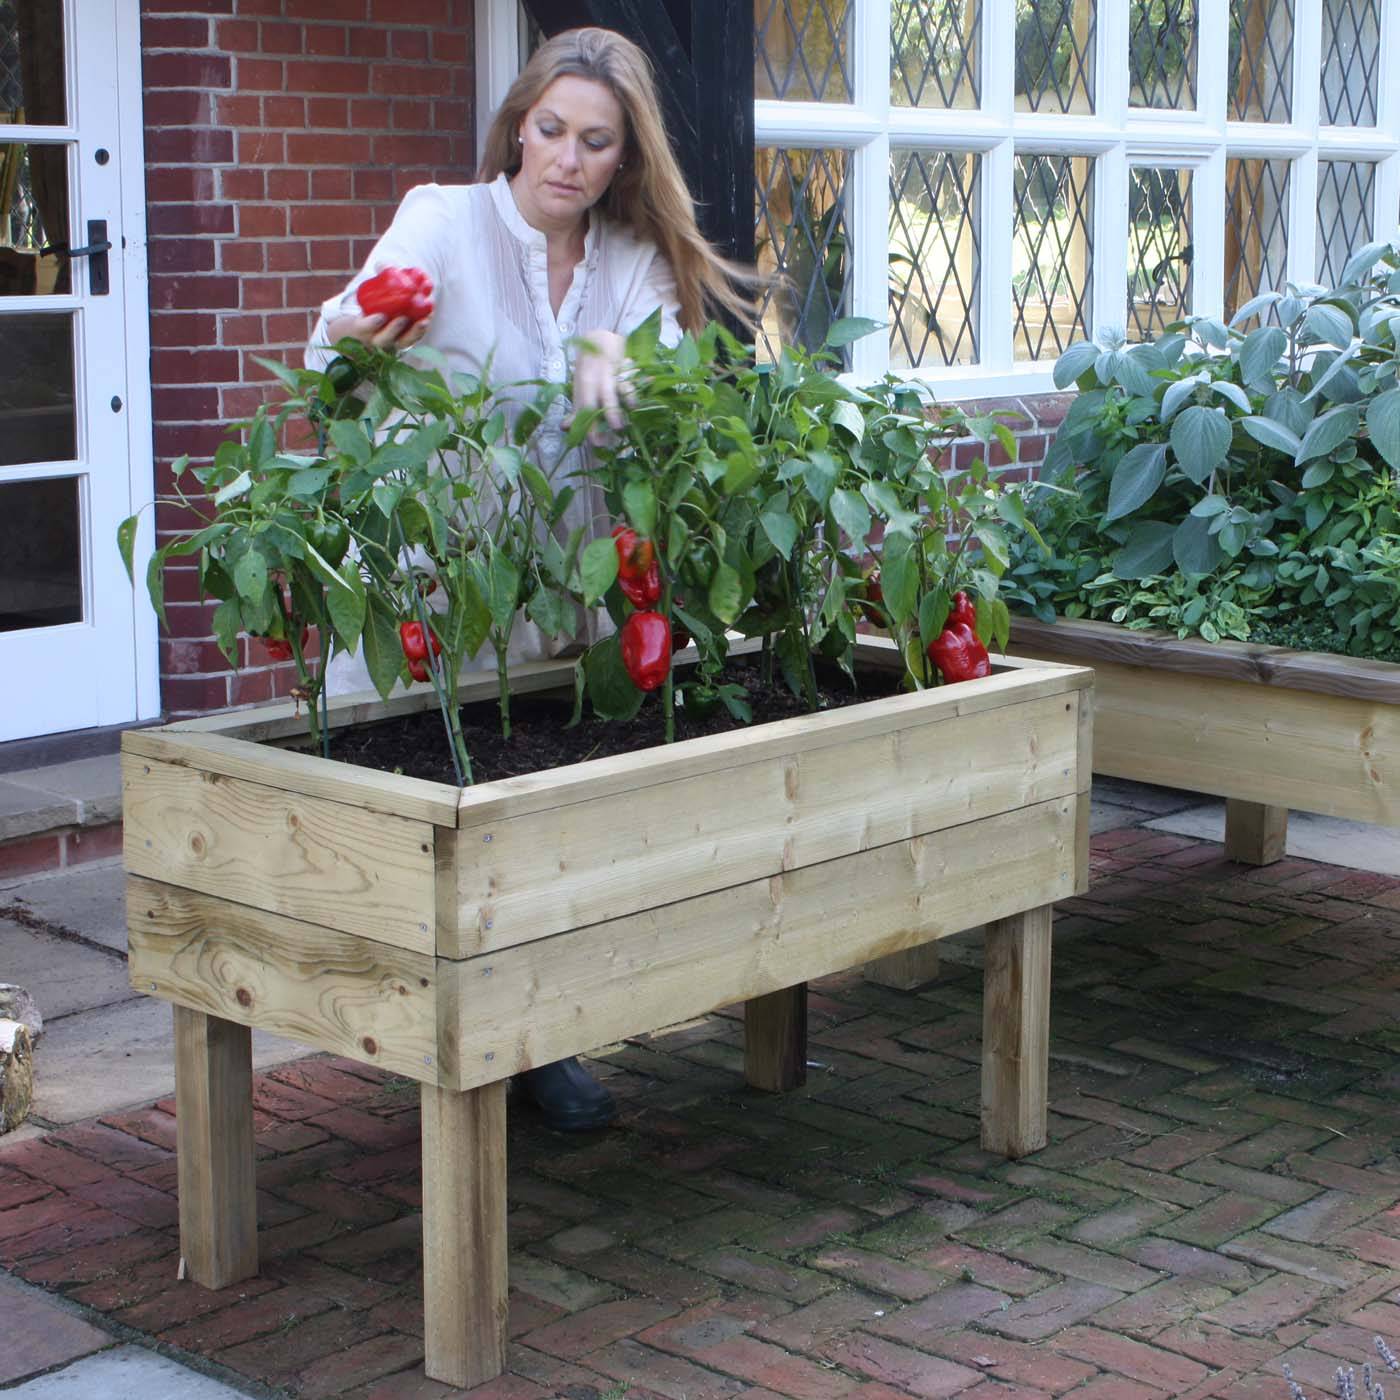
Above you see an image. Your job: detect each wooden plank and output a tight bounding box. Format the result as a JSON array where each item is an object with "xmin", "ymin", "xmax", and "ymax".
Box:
[
  {"xmin": 443, "ymin": 691, "xmax": 1082, "ymax": 955},
  {"xmin": 1076, "ymin": 660, "xmax": 1398, "ymax": 826},
  {"xmin": 173, "ymin": 1006, "xmax": 258, "ymax": 1289},
  {"xmin": 421, "ymin": 1080, "xmax": 508, "ymax": 1389},
  {"xmin": 863, "ymin": 942, "xmax": 942, "ymax": 990},
  {"xmin": 122, "ymin": 729, "xmax": 459, "ymax": 828},
  {"xmin": 452, "ymin": 657, "xmax": 1092, "ymax": 830},
  {"xmin": 441, "ymin": 795, "xmax": 1080, "ymax": 1091},
  {"xmin": 123, "ymin": 754, "xmax": 438, "ymax": 955},
  {"xmin": 980, "ymin": 905, "xmax": 1053, "ymax": 1159},
  {"xmin": 744, "ymin": 985, "xmax": 807, "ymax": 1092},
  {"xmin": 1012, "ymin": 615, "xmax": 1400, "ymax": 706},
  {"xmin": 128, "ymin": 876, "xmax": 441, "ymax": 1082},
  {"xmin": 1225, "ymin": 800, "xmax": 1289, "ymax": 865}
]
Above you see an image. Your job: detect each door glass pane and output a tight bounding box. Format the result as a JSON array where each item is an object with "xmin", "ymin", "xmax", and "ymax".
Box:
[
  {"xmin": 1012, "ymin": 154, "xmax": 1094, "ymax": 362},
  {"xmin": 1229, "ymin": 0, "xmax": 1293, "ymax": 122},
  {"xmin": 1128, "ymin": 167, "xmax": 1192, "ymax": 341},
  {"xmin": 1016, "ymin": 1, "xmax": 1096, "ymax": 114},
  {"xmin": 0, "ymin": 1, "xmax": 67, "ymax": 126},
  {"xmin": 1129, "ymin": 0, "xmax": 1198, "ymax": 110},
  {"xmin": 755, "ymin": 146, "xmax": 852, "ymax": 363},
  {"xmin": 0, "ymin": 475, "xmax": 82, "ymax": 631},
  {"xmin": 892, "ymin": 1, "xmax": 981, "ymax": 110},
  {"xmin": 0, "ymin": 311, "xmax": 75, "ymax": 464},
  {"xmin": 1, "ymin": 140, "xmax": 70, "ymax": 294},
  {"xmin": 889, "ymin": 149, "xmax": 981, "ymax": 368},
  {"xmin": 755, "ymin": 0, "xmax": 852, "ymax": 102}
]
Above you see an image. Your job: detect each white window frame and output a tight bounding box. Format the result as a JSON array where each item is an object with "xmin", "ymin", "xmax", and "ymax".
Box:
[{"xmin": 483, "ymin": 0, "xmax": 1400, "ymax": 398}]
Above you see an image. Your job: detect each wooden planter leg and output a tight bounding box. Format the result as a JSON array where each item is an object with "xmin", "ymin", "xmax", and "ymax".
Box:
[
  {"xmin": 421, "ymin": 1080, "xmax": 508, "ymax": 1389},
  {"xmin": 173, "ymin": 1006, "xmax": 257, "ymax": 1288},
  {"xmin": 980, "ymin": 906, "xmax": 1052, "ymax": 1158},
  {"xmin": 864, "ymin": 937, "xmax": 947, "ymax": 990},
  {"xmin": 744, "ymin": 983, "xmax": 807, "ymax": 1091},
  {"xmin": 1224, "ymin": 799, "xmax": 1288, "ymax": 865}
]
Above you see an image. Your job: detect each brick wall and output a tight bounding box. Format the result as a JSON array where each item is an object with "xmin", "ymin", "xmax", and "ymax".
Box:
[{"xmin": 141, "ymin": 0, "xmax": 475, "ymax": 717}]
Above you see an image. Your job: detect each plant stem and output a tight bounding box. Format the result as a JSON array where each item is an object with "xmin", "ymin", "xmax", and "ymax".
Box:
[
  {"xmin": 661, "ymin": 575, "xmax": 675, "ymax": 743},
  {"xmin": 412, "ymin": 586, "xmax": 467, "ymax": 787},
  {"xmin": 494, "ymin": 638, "xmax": 512, "ymax": 740}
]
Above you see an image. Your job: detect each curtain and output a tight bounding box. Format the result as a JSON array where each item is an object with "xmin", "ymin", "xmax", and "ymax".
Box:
[{"xmin": 16, "ymin": 1, "xmax": 69, "ymax": 291}]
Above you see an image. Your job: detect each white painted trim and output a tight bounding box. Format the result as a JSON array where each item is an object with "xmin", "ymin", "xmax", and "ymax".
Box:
[
  {"xmin": 477, "ymin": 1, "xmax": 522, "ymax": 164},
  {"xmin": 849, "ymin": 0, "xmax": 891, "ymax": 383},
  {"xmin": 979, "ymin": 0, "xmax": 1014, "ymax": 373}
]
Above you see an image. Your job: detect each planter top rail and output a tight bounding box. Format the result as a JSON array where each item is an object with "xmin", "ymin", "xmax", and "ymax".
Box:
[{"xmin": 1011, "ymin": 616, "xmax": 1400, "ymax": 706}]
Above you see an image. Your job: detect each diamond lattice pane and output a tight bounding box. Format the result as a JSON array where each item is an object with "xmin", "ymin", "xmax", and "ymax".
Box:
[
  {"xmin": 755, "ymin": 0, "xmax": 852, "ymax": 102},
  {"xmin": 1225, "ymin": 158, "xmax": 1290, "ymax": 320},
  {"xmin": 1015, "ymin": 1, "xmax": 1096, "ymax": 114},
  {"xmin": 892, "ymin": 1, "xmax": 981, "ymax": 110},
  {"xmin": 1012, "ymin": 154, "xmax": 1094, "ymax": 362},
  {"xmin": 1228, "ymin": 0, "xmax": 1292, "ymax": 122},
  {"xmin": 755, "ymin": 147, "xmax": 852, "ymax": 363},
  {"xmin": 1, "ymin": 0, "xmax": 65, "ymax": 124},
  {"xmin": 1316, "ymin": 159, "xmax": 1374, "ymax": 286},
  {"xmin": 1320, "ymin": 0, "xmax": 1379, "ymax": 126},
  {"xmin": 1129, "ymin": 0, "xmax": 1198, "ymax": 109},
  {"xmin": 889, "ymin": 150, "xmax": 981, "ymax": 368},
  {"xmin": 1127, "ymin": 167, "xmax": 1192, "ymax": 341}
]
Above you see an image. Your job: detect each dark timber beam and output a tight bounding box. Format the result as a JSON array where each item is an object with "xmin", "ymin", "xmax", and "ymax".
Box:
[{"xmin": 520, "ymin": 0, "xmax": 754, "ymax": 266}]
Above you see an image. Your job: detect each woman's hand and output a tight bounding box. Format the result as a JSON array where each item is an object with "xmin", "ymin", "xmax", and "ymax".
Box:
[
  {"xmin": 572, "ymin": 329, "xmax": 633, "ymax": 434},
  {"xmin": 325, "ymin": 311, "xmax": 431, "ymax": 351}
]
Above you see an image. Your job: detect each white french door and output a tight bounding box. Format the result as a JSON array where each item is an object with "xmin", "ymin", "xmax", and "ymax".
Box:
[{"xmin": 1, "ymin": 0, "xmax": 152, "ymax": 741}]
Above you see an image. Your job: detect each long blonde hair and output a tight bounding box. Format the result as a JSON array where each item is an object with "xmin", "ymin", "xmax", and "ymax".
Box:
[{"xmin": 477, "ymin": 27, "xmax": 757, "ymax": 336}]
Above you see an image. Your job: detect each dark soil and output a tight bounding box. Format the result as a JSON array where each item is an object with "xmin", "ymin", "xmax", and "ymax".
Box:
[{"xmin": 327, "ymin": 660, "xmax": 905, "ymax": 787}]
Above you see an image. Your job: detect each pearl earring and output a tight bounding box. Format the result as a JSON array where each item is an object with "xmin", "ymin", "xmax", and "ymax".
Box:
[{"xmin": 517, "ymin": 134, "xmax": 524, "ymax": 143}]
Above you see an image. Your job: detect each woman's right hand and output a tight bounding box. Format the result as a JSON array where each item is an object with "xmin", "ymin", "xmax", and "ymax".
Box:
[{"xmin": 325, "ymin": 311, "xmax": 431, "ymax": 351}]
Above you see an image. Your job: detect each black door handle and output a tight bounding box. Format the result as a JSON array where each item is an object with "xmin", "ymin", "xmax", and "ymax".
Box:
[{"xmin": 63, "ymin": 219, "xmax": 111, "ymax": 295}]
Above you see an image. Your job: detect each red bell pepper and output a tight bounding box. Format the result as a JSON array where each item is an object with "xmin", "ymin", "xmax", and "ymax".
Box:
[
  {"xmin": 265, "ymin": 625, "xmax": 309, "ymax": 663},
  {"xmin": 950, "ymin": 590, "xmax": 977, "ymax": 630},
  {"xmin": 620, "ymin": 610, "xmax": 671, "ymax": 691},
  {"xmin": 927, "ymin": 620, "xmax": 991, "ymax": 684},
  {"xmin": 357, "ymin": 266, "xmax": 435, "ymax": 325},
  {"xmin": 400, "ymin": 620, "xmax": 442, "ymax": 683},
  {"xmin": 612, "ymin": 524, "xmax": 656, "ymax": 579},
  {"xmin": 619, "ymin": 559, "xmax": 662, "ymax": 608}
]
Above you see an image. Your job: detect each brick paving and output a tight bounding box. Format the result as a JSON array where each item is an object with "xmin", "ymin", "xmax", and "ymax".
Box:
[{"xmin": 2, "ymin": 828, "xmax": 1399, "ymax": 1398}]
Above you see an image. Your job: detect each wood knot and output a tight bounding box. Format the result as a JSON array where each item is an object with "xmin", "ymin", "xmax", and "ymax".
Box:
[
  {"xmin": 235, "ymin": 987, "xmax": 253, "ymax": 1008},
  {"xmin": 188, "ymin": 832, "xmax": 206, "ymax": 856},
  {"xmin": 361, "ymin": 1036, "xmax": 378, "ymax": 1056}
]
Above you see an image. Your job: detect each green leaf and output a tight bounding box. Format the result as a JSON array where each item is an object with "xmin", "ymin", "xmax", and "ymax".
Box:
[
  {"xmin": 329, "ymin": 419, "xmax": 372, "ymax": 466},
  {"xmin": 213, "ymin": 470, "xmax": 253, "ymax": 507},
  {"xmin": 1105, "ymin": 442, "xmax": 1168, "ymax": 523},
  {"xmin": 325, "ymin": 560, "xmax": 366, "ymax": 650},
  {"xmin": 824, "ymin": 316, "xmax": 882, "ymax": 348},
  {"xmin": 1238, "ymin": 325, "xmax": 1287, "ymax": 387},
  {"xmin": 1190, "ymin": 494, "xmax": 1230, "ymax": 517},
  {"xmin": 801, "ymin": 450, "xmax": 838, "ymax": 508},
  {"xmin": 583, "ymin": 633, "xmax": 644, "ymax": 721},
  {"xmin": 1113, "ymin": 521, "xmax": 1176, "ymax": 579},
  {"xmin": 760, "ymin": 509, "xmax": 799, "ymax": 559},
  {"xmin": 1296, "ymin": 404, "xmax": 1359, "ymax": 462},
  {"xmin": 880, "ymin": 532, "xmax": 919, "ymax": 626},
  {"xmin": 232, "ymin": 546, "xmax": 268, "ymax": 603},
  {"xmin": 1366, "ymin": 386, "xmax": 1400, "ymax": 470},
  {"xmin": 1209, "ymin": 381, "xmax": 1253, "ymax": 414},
  {"xmin": 1241, "ymin": 415, "xmax": 1302, "ymax": 455},
  {"xmin": 361, "ymin": 592, "xmax": 404, "ymax": 699},
  {"xmin": 486, "ymin": 552, "xmax": 521, "ymax": 633},
  {"xmin": 579, "ymin": 536, "xmax": 619, "ymax": 606},
  {"xmin": 1170, "ymin": 405, "xmax": 1232, "ymax": 485},
  {"xmin": 1302, "ymin": 302, "xmax": 1353, "ymax": 348},
  {"xmin": 1161, "ymin": 374, "xmax": 1203, "ymax": 422},
  {"xmin": 830, "ymin": 488, "xmax": 872, "ymax": 551},
  {"xmin": 708, "ymin": 561, "xmax": 743, "ymax": 625},
  {"xmin": 526, "ymin": 585, "xmax": 573, "ymax": 638},
  {"xmin": 1173, "ymin": 514, "xmax": 1223, "ymax": 576},
  {"xmin": 831, "ymin": 399, "xmax": 865, "ymax": 441},
  {"xmin": 1053, "ymin": 341, "xmax": 1099, "ymax": 388},
  {"xmin": 446, "ymin": 560, "xmax": 491, "ymax": 658},
  {"xmin": 1114, "ymin": 352, "xmax": 1158, "ymax": 397},
  {"xmin": 1341, "ymin": 239, "xmax": 1388, "ymax": 283},
  {"xmin": 1229, "ymin": 290, "xmax": 1282, "ymax": 326},
  {"xmin": 623, "ymin": 479, "xmax": 657, "ymax": 537},
  {"xmin": 1301, "ymin": 459, "xmax": 1335, "ymax": 488},
  {"xmin": 117, "ymin": 515, "xmax": 139, "ymax": 581},
  {"xmin": 917, "ymin": 587, "xmax": 950, "ymax": 653}
]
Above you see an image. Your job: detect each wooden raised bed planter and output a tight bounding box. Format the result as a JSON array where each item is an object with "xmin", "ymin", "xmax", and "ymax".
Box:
[
  {"xmin": 1010, "ymin": 615, "xmax": 1399, "ymax": 864},
  {"xmin": 122, "ymin": 637, "xmax": 1091, "ymax": 1388}
]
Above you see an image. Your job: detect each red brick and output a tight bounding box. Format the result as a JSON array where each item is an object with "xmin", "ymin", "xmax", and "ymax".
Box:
[
  {"xmin": 143, "ymin": 88, "xmax": 215, "ymax": 124},
  {"xmin": 1049, "ymin": 1326, "xmax": 1211, "ymax": 1390},
  {"xmin": 144, "ymin": 51, "xmax": 231, "ymax": 89},
  {"xmin": 305, "ymin": 25, "xmax": 350, "ymax": 57},
  {"xmin": 158, "ymin": 1284, "xmax": 339, "ymax": 1356},
  {"xmin": 0, "ymin": 1139, "xmax": 117, "ymax": 1189},
  {"xmin": 821, "ymin": 1333, "xmax": 984, "ymax": 1399},
  {"xmin": 922, "ymin": 1331, "xmax": 1096, "ymax": 1394},
  {"xmin": 63, "ymin": 822, "xmax": 125, "ymax": 867},
  {"xmin": 0, "ymin": 833, "xmax": 62, "ymax": 879}
]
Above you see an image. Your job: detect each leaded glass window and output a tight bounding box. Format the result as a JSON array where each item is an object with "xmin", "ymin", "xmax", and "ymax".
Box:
[
  {"xmin": 1129, "ymin": 0, "xmax": 1198, "ymax": 110},
  {"xmin": 1316, "ymin": 160, "xmax": 1374, "ymax": 287},
  {"xmin": 1225, "ymin": 159, "xmax": 1289, "ymax": 321},
  {"xmin": 755, "ymin": 0, "xmax": 852, "ymax": 102},
  {"xmin": 891, "ymin": 0, "xmax": 981, "ymax": 109},
  {"xmin": 1013, "ymin": 155, "xmax": 1093, "ymax": 362},
  {"xmin": 1128, "ymin": 167, "xmax": 1192, "ymax": 341},
  {"xmin": 1228, "ymin": 0, "xmax": 1292, "ymax": 123},
  {"xmin": 1016, "ymin": 0, "xmax": 1095, "ymax": 114},
  {"xmin": 1320, "ymin": 0, "xmax": 1379, "ymax": 126}
]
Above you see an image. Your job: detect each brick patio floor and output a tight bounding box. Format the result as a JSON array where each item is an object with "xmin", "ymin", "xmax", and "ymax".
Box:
[{"xmin": 2, "ymin": 827, "xmax": 1399, "ymax": 1399}]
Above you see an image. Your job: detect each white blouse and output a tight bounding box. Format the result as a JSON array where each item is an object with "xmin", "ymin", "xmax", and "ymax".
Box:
[{"xmin": 305, "ymin": 174, "xmax": 683, "ymax": 695}]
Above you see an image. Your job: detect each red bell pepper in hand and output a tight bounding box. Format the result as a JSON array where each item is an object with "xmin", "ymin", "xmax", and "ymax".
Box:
[
  {"xmin": 950, "ymin": 590, "xmax": 977, "ymax": 630},
  {"xmin": 357, "ymin": 266, "xmax": 435, "ymax": 325},
  {"xmin": 619, "ymin": 559, "xmax": 662, "ymax": 608},
  {"xmin": 927, "ymin": 620, "xmax": 991, "ymax": 684},
  {"xmin": 400, "ymin": 620, "xmax": 442, "ymax": 683},
  {"xmin": 621, "ymin": 611, "xmax": 672, "ymax": 691}
]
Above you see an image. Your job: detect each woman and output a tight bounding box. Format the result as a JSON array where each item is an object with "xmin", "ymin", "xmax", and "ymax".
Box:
[{"xmin": 306, "ymin": 27, "xmax": 753, "ymax": 1133}]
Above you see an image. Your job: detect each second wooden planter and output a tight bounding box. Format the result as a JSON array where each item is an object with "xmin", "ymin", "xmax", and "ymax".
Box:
[
  {"xmin": 122, "ymin": 637, "xmax": 1091, "ymax": 1387},
  {"xmin": 1010, "ymin": 615, "xmax": 1399, "ymax": 863}
]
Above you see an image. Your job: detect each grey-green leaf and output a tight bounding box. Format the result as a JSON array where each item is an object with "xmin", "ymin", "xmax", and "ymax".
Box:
[
  {"xmin": 1241, "ymin": 415, "xmax": 1302, "ymax": 455},
  {"xmin": 1169, "ymin": 405, "xmax": 1232, "ymax": 485},
  {"xmin": 1173, "ymin": 514, "xmax": 1223, "ymax": 576},
  {"xmin": 1365, "ymin": 386, "xmax": 1400, "ymax": 470},
  {"xmin": 1053, "ymin": 341, "xmax": 1099, "ymax": 389},
  {"xmin": 1112, "ymin": 521, "xmax": 1176, "ymax": 579},
  {"xmin": 1296, "ymin": 403, "xmax": 1359, "ymax": 462},
  {"xmin": 1238, "ymin": 325, "xmax": 1287, "ymax": 387},
  {"xmin": 1105, "ymin": 442, "xmax": 1168, "ymax": 523}
]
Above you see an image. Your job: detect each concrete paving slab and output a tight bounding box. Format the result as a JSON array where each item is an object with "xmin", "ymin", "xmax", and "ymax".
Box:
[
  {"xmin": 0, "ymin": 920, "xmax": 134, "ymax": 1020},
  {"xmin": 0, "ymin": 1273, "xmax": 114, "ymax": 1385},
  {"xmin": 0, "ymin": 780, "xmax": 76, "ymax": 844},
  {"xmin": 1090, "ymin": 775, "xmax": 1208, "ymax": 815},
  {"xmin": 4, "ymin": 755, "xmax": 123, "ymax": 828},
  {"xmin": 1, "ymin": 862, "xmax": 128, "ymax": 953},
  {"xmin": 5, "ymin": 1345, "xmax": 255, "ymax": 1398},
  {"xmin": 1147, "ymin": 801, "xmax": 1400, "ymax": 875},
  {"xmin": 32, "ymin": 996, "xmax": 313, "ymax": 1124}
]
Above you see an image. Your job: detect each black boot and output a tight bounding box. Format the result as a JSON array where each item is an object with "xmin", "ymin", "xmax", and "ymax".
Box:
[{"xmin": 515, "ymin": 1057, "xmax": 616, "ymax": 1132}]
